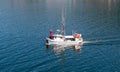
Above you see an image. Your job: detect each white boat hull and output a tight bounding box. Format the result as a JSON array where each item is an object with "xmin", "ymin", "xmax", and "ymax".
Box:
[{"xmin": 46, "ymin": 38, "xmax": 83, "ymax": 45}]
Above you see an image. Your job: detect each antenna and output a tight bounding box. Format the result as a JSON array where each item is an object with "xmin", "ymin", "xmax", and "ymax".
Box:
[{"xmin": 61, "ymin": 8, "xmax": 66, "ymax": 35}]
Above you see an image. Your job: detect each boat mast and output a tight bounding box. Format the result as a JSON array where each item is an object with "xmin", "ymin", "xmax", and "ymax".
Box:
[{"xmin": 61, "ymin": 9, "xmax": 66, "ymax": 35}]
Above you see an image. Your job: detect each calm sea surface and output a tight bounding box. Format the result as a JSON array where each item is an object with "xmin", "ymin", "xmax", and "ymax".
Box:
[{"xmin": 0, "ymin": 0, "xmax": 120, "ymax": 72}]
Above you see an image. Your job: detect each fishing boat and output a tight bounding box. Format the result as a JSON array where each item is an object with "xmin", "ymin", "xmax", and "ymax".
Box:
[
  {"xmin": 46, "ymin": 32, "xmax": 83, "ymax": 45},
  {"xmin": 46, "ymin": 10, "xmax": 83, "ymax": 46}
]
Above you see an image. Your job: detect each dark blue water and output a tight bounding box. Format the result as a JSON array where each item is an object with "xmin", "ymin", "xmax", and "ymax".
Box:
[{"xmin": 0, "ymin": 0, "xmax": 120, "ymax": 72}]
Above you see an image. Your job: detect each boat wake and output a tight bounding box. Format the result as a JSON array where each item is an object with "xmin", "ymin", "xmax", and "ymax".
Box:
[{"xmin": 83, "ymin": 38, "xmax": 120, "ymax": 45}]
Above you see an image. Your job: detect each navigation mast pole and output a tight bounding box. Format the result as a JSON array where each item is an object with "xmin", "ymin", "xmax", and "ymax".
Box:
[{"xmin": 61, "ymin": 9, "xmax": 66, "ymax": 35}]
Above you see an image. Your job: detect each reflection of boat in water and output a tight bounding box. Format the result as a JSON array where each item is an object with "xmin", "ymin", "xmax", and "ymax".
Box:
[
  {"xmin": 46, "ymin": 10, "xmax": 83, "ymax": 46},
  {"xmin": 46, "ymin": 44, "xmax": 82, "ymax": 54},
  {"xmin": 46, "ymin": 44, "xmax": 83, "ymax": 70},
  {"xmin": 46, "ymin": 43, "xmax": 83, "ymax": 69}
]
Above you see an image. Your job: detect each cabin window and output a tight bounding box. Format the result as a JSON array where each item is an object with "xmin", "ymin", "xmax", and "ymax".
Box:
[
  {"xmin": 66, "ymin": 38, "xmax": 75, "ymax": 41},
  {"xmin": 60, "ymin": 37, "xmax": 63, "ymax": 39}
]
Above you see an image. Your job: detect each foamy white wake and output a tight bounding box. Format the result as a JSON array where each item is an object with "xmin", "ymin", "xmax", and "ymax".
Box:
[{"xmin": 83, "ymin": 38, "xmax": 120, "ymax": 44}]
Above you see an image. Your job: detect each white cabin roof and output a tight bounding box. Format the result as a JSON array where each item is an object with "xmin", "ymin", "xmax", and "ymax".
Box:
[
  {"xmin": 53, "ymin": 34, "xmax": 74, "ymax": 38},
  {"xmin": 65, "ymin": 35, "xmax": 74, "ymax": 38}
]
